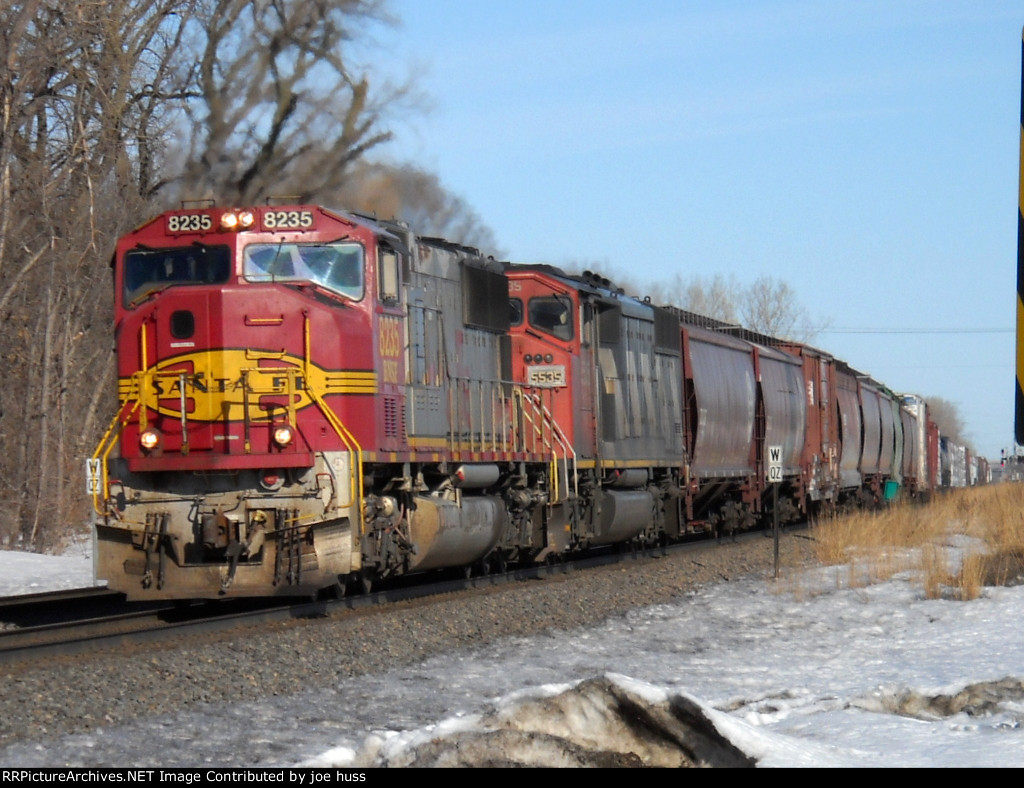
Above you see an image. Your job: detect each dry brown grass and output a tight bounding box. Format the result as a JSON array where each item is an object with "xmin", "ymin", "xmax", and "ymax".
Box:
[
  {"xmin": 956, "ymin": 553, "xmax": 986, "ymax": 601},
  {"xmin": 807, "ymin": 483, "xmax": 1024, "ymax": 601}
]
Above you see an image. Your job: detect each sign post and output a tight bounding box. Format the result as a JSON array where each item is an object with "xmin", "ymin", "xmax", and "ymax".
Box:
[
  {"xmin": 767, "ymin": 446, "xmax": 782, "ymax": 578},
  {"xmin": 1016, "ymin": 26, "xmax": 1024, "ymax": 446}
]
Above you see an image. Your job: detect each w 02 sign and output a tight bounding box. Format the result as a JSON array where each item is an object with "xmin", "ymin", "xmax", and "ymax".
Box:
[{"xmin": 767, "ymin": 445, "xmax": 783, "ymax": 484}]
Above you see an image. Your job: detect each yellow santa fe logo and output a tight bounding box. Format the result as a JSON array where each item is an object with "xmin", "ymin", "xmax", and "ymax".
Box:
[{"xmin": 120, "ymin": 349, "xmax": 377, "ymax": 422}]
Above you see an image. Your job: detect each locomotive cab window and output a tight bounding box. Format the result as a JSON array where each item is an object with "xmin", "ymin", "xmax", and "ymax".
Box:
[
  {"xmin": 378, "ymin": 247, "xmax": 400, "ymax": 303},
  {"xmin": 122, "ymin": 245, "xmax": 231, "ymax": 306},
  {"xmin": 509, "ymin": 298, "xmax": 524, "ymax": 326},
  {"xmin": 528, "ymin": 295, "xmax": 573, "ymax": 341},
  {"xmin": 244, "ymin": 242, "xmax": 365, "ymax": 300}
]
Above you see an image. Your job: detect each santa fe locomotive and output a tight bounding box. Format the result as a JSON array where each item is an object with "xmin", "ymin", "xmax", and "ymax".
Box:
[{"xmin": 88, "ymin": 202, "xmax": 975, "ymax": 601}]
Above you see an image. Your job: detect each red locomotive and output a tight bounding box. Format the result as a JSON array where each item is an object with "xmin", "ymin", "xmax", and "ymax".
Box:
[{"xmin": 90, "ymin": 202, "xmax": 962, "ymax": 601}]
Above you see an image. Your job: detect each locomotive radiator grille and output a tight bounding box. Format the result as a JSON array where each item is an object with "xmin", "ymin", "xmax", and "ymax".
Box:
[{"xmin": 384, "ymin": 396, "xmax": 404, "ymax": 439}]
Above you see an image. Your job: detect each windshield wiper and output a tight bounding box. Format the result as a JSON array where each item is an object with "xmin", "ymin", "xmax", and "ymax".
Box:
[{"xmin": 126, "ymin": 285, "xmax": 168, "ymax": 308}]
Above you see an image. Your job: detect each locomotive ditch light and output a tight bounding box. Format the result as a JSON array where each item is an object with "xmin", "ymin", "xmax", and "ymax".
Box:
[
  {"xmin": 139, "ymin": 428, "xmax": 162, "ymax": 451},
  {"xmin": 272, "ymin": 423, "xmax": 295, "ymax": 448}
]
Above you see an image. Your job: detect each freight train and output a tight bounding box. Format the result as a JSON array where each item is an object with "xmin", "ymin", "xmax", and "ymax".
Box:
[{"xmin": 88, "ymin": 203, "xmax": 977, "ymax": 600}]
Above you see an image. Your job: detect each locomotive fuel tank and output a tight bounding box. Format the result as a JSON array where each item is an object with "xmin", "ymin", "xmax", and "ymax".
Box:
[
  {"xmin": 593, "ymin": 489, "xmax": 656, "ymax": 546},
  {"xmin": 402, "ymin": 494, "xmax": 508, "ymax": 573}
]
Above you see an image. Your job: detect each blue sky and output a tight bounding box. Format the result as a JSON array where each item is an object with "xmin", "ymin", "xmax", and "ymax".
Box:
[{"xmin": 369, "ymin": 0, "xmax": 1022, "ymax": 460}]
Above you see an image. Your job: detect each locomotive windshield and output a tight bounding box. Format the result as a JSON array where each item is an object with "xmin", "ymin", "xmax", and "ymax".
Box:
[
  {"xmin": 528, "ymin": 295, "xmax": 573, "ymax": 341},
  {"xmin": 122, "ymin": 245, "xmax": 231, "ymax": 306},
  {"xmin": 243, "ymin": 242, "xmax": 364, "ymax": 300}
]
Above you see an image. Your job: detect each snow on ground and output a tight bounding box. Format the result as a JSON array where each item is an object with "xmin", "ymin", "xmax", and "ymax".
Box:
[
  {"xmin": 1, "ymin": 544, "xmax": 1023, "ymax": 767},
  {"xmin": 0, "ymin": 541, "xmax": 94, "ymax": 596}
]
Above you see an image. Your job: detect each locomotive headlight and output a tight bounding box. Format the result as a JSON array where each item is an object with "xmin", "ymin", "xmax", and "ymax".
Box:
[
  {"xmin": 221, "ymin": 210, "xmax": 256, "ymax": 231},
  {"xmin": 272, "ymin": 423, "xmax": 295, "ymax": 447},
  {"xmin": 139, "ymin": 428, "xmax": 162, "ymax": 450}
]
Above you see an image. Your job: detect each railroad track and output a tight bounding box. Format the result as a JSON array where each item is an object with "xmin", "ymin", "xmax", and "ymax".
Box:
[
  {"xmin": 0, "ymin": 587, "xmax": 320, "ymax": 665},
  {"xmin": 0, "ymin": 527, "xmax": 795, "ymax": 666}
]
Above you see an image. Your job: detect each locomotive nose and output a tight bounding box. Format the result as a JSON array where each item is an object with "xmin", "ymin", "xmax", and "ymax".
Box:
[{"xmin": 125, "ymin": 286, "xmax": 315, "ymax": 463}]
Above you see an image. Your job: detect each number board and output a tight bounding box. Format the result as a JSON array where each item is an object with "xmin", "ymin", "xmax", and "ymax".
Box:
[
  {"xmin": 261, "ymin": 209, "xmax": 315, "ymax": 232},
  {"xmin": 527, "ymin": 365, "xmax": 567, "ymax": 388},
  {"xmin": 165, "ymin": 212, "xmax": 213, "ymax": 234}
]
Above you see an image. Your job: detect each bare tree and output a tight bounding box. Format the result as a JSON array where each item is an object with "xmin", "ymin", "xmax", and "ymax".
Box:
[
  {"xmin": 645, "ymin": 272, "xmax": 826, "ymax": 342},
  {"xmin": 656, "ymin": 273, "xmax": 741, "ymax": 324},
  {"xmin": 176, "ymin": 0, "xmax": 401, "ymax": 204},
  {"xmin": 739, "ymin": 276, "xmax": 820, "ymax": 342},
  {"xmin": 0, "ymin": 0, "xmax": 204, "ymax": 548}
]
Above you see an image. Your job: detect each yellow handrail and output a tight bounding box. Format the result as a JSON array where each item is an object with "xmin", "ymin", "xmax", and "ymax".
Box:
[
  {"xmin": 90, "ymin": 374, "xmax": 144, "ymax": 516},
  {"xmin": 511, "ymin": 384, "xmax": 577, "ymax": 505},
  {"xmin": 304, "ymin": 315, "xmax": 364, "ymax": 531}
]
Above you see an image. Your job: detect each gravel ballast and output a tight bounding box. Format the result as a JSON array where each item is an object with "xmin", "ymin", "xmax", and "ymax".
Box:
[{"xmin": 0, "ymin": 531, "xmax": 816, "ymax": 747}]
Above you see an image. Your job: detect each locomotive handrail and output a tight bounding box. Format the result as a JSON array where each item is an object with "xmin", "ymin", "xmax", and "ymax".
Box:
[
  {"xmin": 303, "ymin": 314, "xmax": 363, "ymax": 528},
  {"xmin": 90, "ymin": 376, "xmax": 145, "ymax": 516},
  {"xmin": 90, "ymin": 366, "xmax": 198, "ymax": 514},
  {"xmin": 303, "ymin": 386, "xmax": 363, "ymax": 511},
  {"xmin": 510, "ymin": 384, "xmax": 577, "ymax": 504},
  {"xmin": 441, "ymin": 376, "xmax": 576, "ymax": 503},
  {"xmin": 231, "ymin": 364, "xmax": 302, "ymax": 454},
  {"xmin": 447, "ymin": 376, "xmax": 509, "ymax": 456},
  {"xmin": 534, "ymin": 392, "xmax": 578, "ymax": 502},
  {"xmin": 448, "ymin": 377, "xmax": 498, "ymax": 456}
]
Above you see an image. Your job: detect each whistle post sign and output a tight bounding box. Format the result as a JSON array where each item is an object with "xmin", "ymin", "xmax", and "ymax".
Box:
[{"xmin": 767, "ymin": 445, "xmax": 783, "ymax": 484}]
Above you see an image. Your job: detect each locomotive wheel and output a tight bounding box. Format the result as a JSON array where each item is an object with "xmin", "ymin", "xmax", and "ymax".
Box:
[
  {"xmin": 615, "ymin": 540, "xmax": 639, "ymax": 556},
  {"xmin": 345, "ymin": 570, "xmax": 373, "ymax": 595},
  {"xmin": 326, "ymin": 577, "xmax": 347, "ymax": 600},
  {"xmin": 489, "ymin": 551, "xmax": 508, "ymax": 575}
]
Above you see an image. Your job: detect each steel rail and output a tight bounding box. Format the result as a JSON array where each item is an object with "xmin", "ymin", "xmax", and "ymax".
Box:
[{"xmin": 0, "ymin": 525, "xmax": 805, "ymax": 667}]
